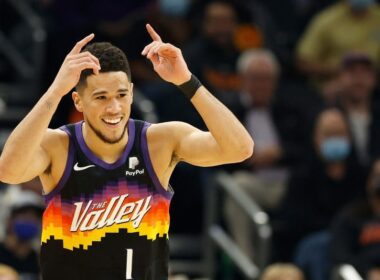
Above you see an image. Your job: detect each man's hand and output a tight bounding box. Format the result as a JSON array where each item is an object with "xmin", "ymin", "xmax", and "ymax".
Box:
[
  {"xmin": 141, "ymin": 24, "xmax": 191, "ymax": 85},
  {"xmin": 50, "ymin": 34, "xmax": 100, "ymax": 97}
]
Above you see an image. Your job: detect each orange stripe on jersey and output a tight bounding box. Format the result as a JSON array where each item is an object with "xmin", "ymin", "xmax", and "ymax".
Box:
[{"xmin": 41, "ymin": 181, "xmax": 170, "ymax": 250}]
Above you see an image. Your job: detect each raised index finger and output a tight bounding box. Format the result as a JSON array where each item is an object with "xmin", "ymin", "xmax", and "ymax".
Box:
[
  {"xmin": 69, "ymin": 33, "xmax": 95, "ymax": 55},
  {"xmin": 146, "ymin": 24, "xmax": 162, "ymax": 42}
]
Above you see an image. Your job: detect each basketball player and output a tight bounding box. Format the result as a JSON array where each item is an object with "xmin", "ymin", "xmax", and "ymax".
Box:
[{"xmin": 0, "ymin": 24, "xmax": 253, "ymax": 280}]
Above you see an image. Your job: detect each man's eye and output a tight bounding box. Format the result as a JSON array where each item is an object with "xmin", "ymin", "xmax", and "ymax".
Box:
[
  {"xmin": 119, "ymin": 93, "xmax": 127, "ymax": 98},
  {"xmin": 96, "ymin": 96, "xmax": 106, "ymax": 100}
]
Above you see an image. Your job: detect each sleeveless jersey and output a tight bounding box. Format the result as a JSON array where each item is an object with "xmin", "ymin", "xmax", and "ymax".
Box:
[{"xmin": 40, "ymin": 119, "xmax": 173, "ymax": 280}]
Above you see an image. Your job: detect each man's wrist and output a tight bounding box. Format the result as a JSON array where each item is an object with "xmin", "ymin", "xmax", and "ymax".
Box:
[
  {"xmin": 45, "ymin": 86, "xmax": 66, "ymax": 100},
  {"xmin": 177, "ymin": 74, "xmax": 202, "ymax": 99}
]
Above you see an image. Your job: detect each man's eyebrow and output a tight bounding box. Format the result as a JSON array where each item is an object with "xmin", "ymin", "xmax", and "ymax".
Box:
[
  {"xmin": 92, "ymin": 90, "xmax": 108, "ymax": 96},
  {"xmin": 92, "ymin": 88, "xmax": 129, "ymax": 96}
]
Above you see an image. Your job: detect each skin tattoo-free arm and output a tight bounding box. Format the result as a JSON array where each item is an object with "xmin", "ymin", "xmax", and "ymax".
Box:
[
  {"xmin": 0, "ymin": 34, "xmax": 100, "ymax": 185},
  {"xmin": 141, "ymin": 24, "xmax": 254, "ymax": 167}
]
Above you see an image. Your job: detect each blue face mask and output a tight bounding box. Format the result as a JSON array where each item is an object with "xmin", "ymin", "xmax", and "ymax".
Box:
[
  {"xmin": 320, "ymin": 137, "xmax": 351, "ymax": 162},
  {"xmin": 13, "ymin": 220, "xmax": 40, "ymax": 241},
  {"xmin": 348, "ymin": 0, "xmax": 375, "ymax": 10},
  {"xmin": 159, "ymin": 0, "xmax": 190, "ymax": 17}
]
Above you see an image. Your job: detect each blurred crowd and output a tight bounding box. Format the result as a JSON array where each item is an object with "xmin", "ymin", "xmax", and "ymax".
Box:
[{"xmin": 1, "ymin": 0, "xmax": 380, "ymax": 279}]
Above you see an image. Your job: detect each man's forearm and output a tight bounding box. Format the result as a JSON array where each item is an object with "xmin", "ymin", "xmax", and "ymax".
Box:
[
  {"xmin": 190, "ymin": 86, "xmax": 253, "ymax": 161},
  {"xmin": 0, "ymin": 88, "xmax": 62, "ymax": 179}
]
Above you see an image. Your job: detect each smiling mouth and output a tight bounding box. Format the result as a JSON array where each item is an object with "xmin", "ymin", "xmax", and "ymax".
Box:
[{"xmin": 102, "ymin": 117, "xmax": 123, "ymax": 126}]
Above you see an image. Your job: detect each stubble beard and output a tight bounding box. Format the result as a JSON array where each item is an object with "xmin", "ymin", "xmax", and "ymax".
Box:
[{"xmin": 85, "ymin": 119, "xmax": 128, "ymax": 144}]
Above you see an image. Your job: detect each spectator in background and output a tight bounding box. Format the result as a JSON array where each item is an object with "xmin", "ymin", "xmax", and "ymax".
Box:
[
  {"xmin": 0, "ymin": 178, "xmax": 43, "ymax": 241},
  {"xmin": 295, "ymin": 0, "xmax": 380, "ymax": 92},
  {"xmin": 285, "ymin": 55, "xmax": 378, "ymax": 277},
  {"xmin": 144, "ymin": 0, "xmax": 264, "ymax": 126},
  {"xmin": 91, "ymin": 0, "xmax": 195, "ymax": 85},
  {"xmin": 184, "ymin": 1, "xmax": 263, "ymax": 117},
  {"xmin": 224, "ymin": 48, "xmax": 285, "ymax": 259},
  {"xmin": 86, "ymin": 0, "xmax": 155, "ymax": 85},
  {"xmin": 260, "ymin": 263, "xmax": 304, "ymax": 280},
  {"xmin": 0, "ymin": 264, "xmax": 19, "ymax": 280},
  {"xmin": 336, "ymin": 53, "xmax": 379, "ymax": 166},
  {"xmin": 224, "ymin": 49, "xmax": 313, "ymax": 260},
  {"xmin": 331, "ymin": 159, "xmax": 380, "ymax": 279},
  {"xmin": 154, "ymin": 0, "xmax": 193, "ymax": 46},
  {"xmin": 224, "ymin": 49, "xmax": 287, "ymax": 209},
  {"xmin": 0, "ymin": 193, "xmax": 44, "ymax": 280},
  {"xmin": 146, "ymin": 0, "xmax": 248, "ymax": 125},
  {"xmin": 273, "ymin": 108, "xmax": 367, "ymax": 262}
]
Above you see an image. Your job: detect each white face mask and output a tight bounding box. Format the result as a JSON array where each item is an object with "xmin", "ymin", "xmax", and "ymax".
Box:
[
  {"xmin": 347, "ymin": 0, "xmax": 375, "ymax": 10},
  {"xmin": 159, "ymin": 0, "xmax": 190, "ymax": 17}
]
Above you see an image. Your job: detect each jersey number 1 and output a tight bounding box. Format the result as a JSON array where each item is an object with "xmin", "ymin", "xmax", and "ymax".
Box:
[{"xmin": 126, "ymin": 249, "xmax": 133, "ymax": 280}]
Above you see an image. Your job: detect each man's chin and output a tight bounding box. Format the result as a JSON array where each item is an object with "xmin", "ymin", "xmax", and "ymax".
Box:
[
  {"xmin": 101, "ymin": 134, "xmax": 124, "ymax": 144},
  {"xmin": 86, "ymin": 119, "xmax": 128, "ymax": 145}
]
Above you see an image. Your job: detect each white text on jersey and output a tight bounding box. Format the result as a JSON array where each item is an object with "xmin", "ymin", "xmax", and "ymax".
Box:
[
  {"xmin": 126, "ymin": 169, "xmax": 145, "ymax": 176},
  {"xmin": 70, "ymin": 194, "xmax": 152, "ymax": 232}
]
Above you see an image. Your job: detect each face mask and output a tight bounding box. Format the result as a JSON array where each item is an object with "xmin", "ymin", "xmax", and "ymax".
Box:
[
  {"xmin": 159, "ymin": 0, "xmax": 190, "ymax": 17},
  {"xmin": 13, "ymin": 220, "xmax": 40, "ymax": 241},
  {"xmin": 347, "ymin": 0, "xmax": 375, "ymax": 10},
  {"xmin": 320, "ymin": 137, "xmax": 351, "ymax": 162}
]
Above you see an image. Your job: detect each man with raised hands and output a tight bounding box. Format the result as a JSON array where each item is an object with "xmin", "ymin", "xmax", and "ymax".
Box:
[{"xmin": 0, "ymin": 24, "xmax": 253, "ymax": 280}]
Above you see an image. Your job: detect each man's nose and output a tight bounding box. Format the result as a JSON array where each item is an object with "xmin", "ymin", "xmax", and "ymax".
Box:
[{"xmin": 105, "ymin": 98, "xmax": 121, "ymax": 113}]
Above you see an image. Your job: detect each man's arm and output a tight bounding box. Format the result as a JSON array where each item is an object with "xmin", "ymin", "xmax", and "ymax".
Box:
[
  {"xmin": 0, "ymin": 92, "xmax": 62, "ymax": 184},
  {"xmin": 142, "ymin": 24, "xmax": 253, "ymax": 165},
  {"xmin": 0, "ymin": 34, "xmax": 100, "ymax": 184},
  {"xmin": 176, "ymin": 86, "xmax": 253, "ymax": 166}
]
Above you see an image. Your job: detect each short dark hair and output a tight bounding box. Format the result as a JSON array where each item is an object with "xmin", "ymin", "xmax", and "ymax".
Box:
[{"xmin": 76, "ymin": 42, "xmax": 131, "ymax": 91}]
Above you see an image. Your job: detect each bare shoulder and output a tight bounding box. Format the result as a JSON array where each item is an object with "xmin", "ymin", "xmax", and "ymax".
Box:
[
  {"xmin": 143, "ymin": 122, "xmax": 190, "ymax": 187},
  {"xmin": 146, "ymin": 121, "xmax": 201, "ymax": 159},
  {"xmin": 41, "ymin": 128, "xmax": 70, "ymax": 154},
  {"xmin": 144, "ymin": 122, "xmax": 197, "ymax": 185},
  {"xmin": 39, "ymin": 128, "xmax": 71, "ymax": 193},
  {"xmin": 147, "ymin": 121, "xmax": 196, "ymax": 140},
  {"xmin": 146, "ymin": 122, "xmax": 180, "ymax": 156}
]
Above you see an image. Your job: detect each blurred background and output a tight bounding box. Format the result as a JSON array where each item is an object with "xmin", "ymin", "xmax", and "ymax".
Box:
[{"xmin": 1, "ymin": 0, "xmax": 380, "ymax": 279}]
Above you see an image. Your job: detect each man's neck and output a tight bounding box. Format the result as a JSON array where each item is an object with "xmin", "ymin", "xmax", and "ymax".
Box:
[{"xmin": 82, "ymin": 123, "xmax": 128, "ymax": 164}]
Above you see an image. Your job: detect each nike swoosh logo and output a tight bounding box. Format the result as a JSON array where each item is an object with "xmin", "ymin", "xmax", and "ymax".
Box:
[{"xmin": 73, "ymin": 162, "xmax": 95, "ymax": 171}]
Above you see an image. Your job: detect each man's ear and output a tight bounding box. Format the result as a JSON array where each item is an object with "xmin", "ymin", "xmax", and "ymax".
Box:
[{"xmin": 72, "ymin": 91, "xmax": 83, "ymax": 112}]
